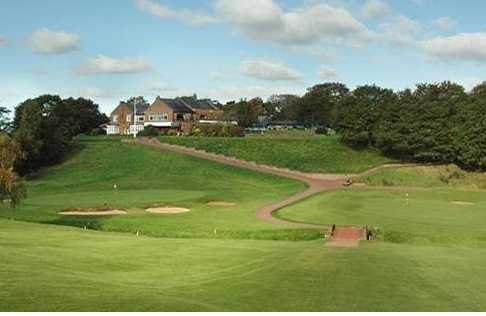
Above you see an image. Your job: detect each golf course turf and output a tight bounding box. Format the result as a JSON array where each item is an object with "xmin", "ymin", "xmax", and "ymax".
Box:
[{"xmin": 1, "ymin": 137, "xmax": 486, "ymax": 311}]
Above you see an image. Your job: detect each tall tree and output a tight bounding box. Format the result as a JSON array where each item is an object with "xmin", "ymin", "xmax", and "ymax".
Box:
[
  {"xmin": 14, "ymin": 95, "xmax": 69, "ymax": 174},
  {"xmin": 0, "ymin": 133, "xmax": 27, "ymax": 219},
  {"xmin": 338, "ymin": 85, "xmax": 396, "ymax": 147},
  {"xmin": 455, "ymin": 82, "xmax": 486, "ymax": 169},
  {"xmin": 62, "ymin": 97, "xmax": 109, "ymax": 136},
  {"xmin": 0, "ymin": 106, "xmax": 12, "ymax": 133},
  {"xmin": 293, "ymin": 82, "xmax": 349, "ymax": 128},
  {"xmin": 265, "ymin": 94, "xmax": 299, "ymax": 123},
  {"xmin": 224, "ymin": 98, "xmax": 264, "ymax": 128}
]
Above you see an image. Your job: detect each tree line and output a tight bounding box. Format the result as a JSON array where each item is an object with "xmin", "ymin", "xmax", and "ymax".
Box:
[
  {"xmin": 1, "ymin": 95, "xmax": 108, "ymax": 174},
  {"xmin": 223, "ymin": 81, "xmax": 486, "ymax": 171}
]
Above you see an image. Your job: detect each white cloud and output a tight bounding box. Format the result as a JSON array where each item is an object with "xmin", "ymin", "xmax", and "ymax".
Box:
[
  {"xmin": 30, "ymin": 28, "xmax": 80, "ymax": 54},
  {"xmin": 0, "ymin": 36, "xmax": 7, "ymax": 45},
  {"xmin": 215, "ymin": 0, "xmax": 374, "ymax": 47},
  {"xmin": 378, "ymin": 15, "xmax": 422, "ymax": 46},
  {"xmin": 136, "ymin": 0, "xmax": 217, "ymax": 25},
  {"xmin": 361, "ymin": 0, "xmax": 392, "ymax": 20},
  {"xmin": 423, "ymin": 33, "xmax": 486, "ymax": 63},
  {"xmin": 456, "ymin": 77, "xmax": 483, "ymax": 92},
  {"xmin": 240, "ymin": 58, "xmax": 303, "ymax": 81},
  {"xmin": 76, "ymin": 55, "xmax": 152, "ymax": 75},
  {"xmin": 318, "ymin": 66, "xmax": 337, "ymax": 80},
  {"xmin": 433, "ymin": 17, "xmax": 457, "ymax": 31},
  {"xmin": 208, "ymin": 85, "xmax": 305, "ymax": 103}
]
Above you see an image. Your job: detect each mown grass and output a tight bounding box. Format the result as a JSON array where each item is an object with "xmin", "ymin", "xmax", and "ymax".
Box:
[
  {"xmin": 159, "ymin": 134, "xmax": 392, "ymax": 174},
  {"xmin": 2, "ymin": 219, "xmax": 486, "ymax": 312},
  {"xmin": 278, "ymin": 166, "xmax": 486, "ymax": 247},
  {"xmin": 2, "ymin": 139, "xmax": 486, "ymax": 311},
  {"xmin": 0, "ymin": 137, "xmax": 314, "ymax": 240}
]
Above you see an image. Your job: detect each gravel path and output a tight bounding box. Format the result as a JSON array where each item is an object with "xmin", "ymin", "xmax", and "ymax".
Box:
[{"xmin": 133, "ymin": 137, "xmax": 410, "ymax": 230}]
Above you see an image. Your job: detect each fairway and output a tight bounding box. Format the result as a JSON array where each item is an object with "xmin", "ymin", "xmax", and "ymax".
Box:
[
  {"xmin": 0, "ymin": 138, "xmax": 314, "ymax": 240},
  {"xmin": 277, "ymin": 187, "xmax": 486, "ymax": 245},
  {"xmin": 1, "ymin": 219, "xmax": 486, "ymax": 312},
  {"xmin": 159, "ymin": 134, "xmax": 391, "ymax": 173}
]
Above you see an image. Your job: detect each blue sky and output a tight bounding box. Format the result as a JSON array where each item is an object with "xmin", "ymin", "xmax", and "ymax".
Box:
[{"xmin": 1, "ymin": 0, "xmax": 486, "ymax": 114}]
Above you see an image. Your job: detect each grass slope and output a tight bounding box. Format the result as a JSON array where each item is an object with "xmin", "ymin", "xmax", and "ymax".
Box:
[
  {"xmin": 2, "ymin": 219, "xmax": 486, "ymax": 312},
  {"xmin": 359, "ymin": 164, "xmax": 486, "ymax": 189},
  {"xmin": 0, "ymin": 138, "xmax": 312, "ymax": 240},
  {"xmin": 159, "ymin": 134, "xmax": 391, "ymax": 174}
]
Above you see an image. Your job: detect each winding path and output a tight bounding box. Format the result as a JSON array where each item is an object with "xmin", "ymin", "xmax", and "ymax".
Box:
[{"xmin": 132, "ymin": 137, "xmax": 409, "ymax": 229}]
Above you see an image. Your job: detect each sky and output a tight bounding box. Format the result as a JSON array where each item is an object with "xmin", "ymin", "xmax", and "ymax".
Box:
[{"xmin": 1, "ymin": 0, "xmax": 486, "ymax": 114}]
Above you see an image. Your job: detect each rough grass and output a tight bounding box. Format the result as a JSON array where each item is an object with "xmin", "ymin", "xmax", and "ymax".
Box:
[
  {"xmin": 159, "ymin": 134, "xmax": 392, "ymax": 174},
  {"xmin": 2, "ymin": 219, "xmax": 486, "ymax": 312},
  {"xmin": 0, "ymin": 138, "xmax": 314, "ymax": 241},
  {"xmin": 359, "ymin": 164, "xmax": 486, "ymax": 189}
]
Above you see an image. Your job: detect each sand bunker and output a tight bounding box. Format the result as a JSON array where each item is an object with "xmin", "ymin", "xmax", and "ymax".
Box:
[
  {"xmin": 60, "ymin": 208, "xmax": 127, "ymax": 216},
  {"xmin": 451, "ymin": 201, "xmax": 475, "ymax": 206},
  {"xmin": 145, "ymin": 207, "xmax": 190, "ymax": 214},
  {"xmin": 207, "ymin": 201, "xmax": 237, "ymax": 207}
]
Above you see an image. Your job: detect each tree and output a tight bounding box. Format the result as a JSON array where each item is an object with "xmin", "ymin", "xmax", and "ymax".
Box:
[
  {"xmin": 14, "ymin": 95, "xmax": 70, "ymax": 174},
  {"xmin": 0, "ymin": 134, "xmax": 27, "ymax": 220},
  {"xmin": 224, "ymin": 98, "xmax": 264, "ymax": 128},
  {"xmin": 337, "ymin": 85, "xmax": 396, "ymax": 147},
  {"xmin": 266, "ymin": 94, "xmax": 299, "ymax": 123},
  {"xmin": 455, "ymin": 82, "xmax": 486, "ymax": 169},
  {"xmin": 292, "ymin": 82, "xmax": 349, "ymax": 128},
  {"xmin": 374, "ymin": 82, "xmax": 466, "ymax": 163},
  {"xmin": 62, "ymin": 97, "xmax": 109, "ymax": 137},
  {"xmin": 0, "ymin": 106, "xmax": 12, "ymax": 133},
  {"xmin": 12, "ymin": 95, "xmax": 108, "ymax": 174},
  {"xmin": 126, "ymin": 96, "xmax": 149, "ymax": 108}
]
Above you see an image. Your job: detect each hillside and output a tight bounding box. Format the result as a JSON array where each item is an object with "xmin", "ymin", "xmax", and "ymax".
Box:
[
  {"xmin": 0, "ymin": 137, "xmax": 311, "ymax": 240},
  {"xmin": 158, "ymin": 134, "xmax": 392, "ymax": 174}
]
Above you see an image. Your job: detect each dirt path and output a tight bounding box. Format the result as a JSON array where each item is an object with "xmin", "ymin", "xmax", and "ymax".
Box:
[{"xmin": 132, "ymin": 137, "xmax": 410, "ymax": 230}]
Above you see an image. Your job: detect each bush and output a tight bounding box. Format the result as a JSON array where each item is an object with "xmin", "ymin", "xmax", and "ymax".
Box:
[
  {"xmin": 89, "ymin": 128, "xmax": 106, "ymax": 136},
  {"xmin": 188, "ymin": 123, "xmax": 244, "ymax": 137},
  {"xmin": 138, "ymin": 126, "xmax": 160, "ymax": 137},
  {"xmin": 315, "ymin": 127, "xmax": 327, "ymax": 135}
]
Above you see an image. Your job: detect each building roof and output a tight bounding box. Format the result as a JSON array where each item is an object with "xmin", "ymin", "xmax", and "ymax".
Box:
[
  {"xmin": 110, "ymin": 101, "xmax": 149, "ymax": 116},
  {"xmin": 153, "ymin": 97, "xmax": 193, "ymax": 113},
  {"xmin": 110, "ymin": 102, "xmax": 130, "ymax": 116},
  {"xmin": 178, "ymin": 96, "xmax": 222, "ymax": 111},
  {"xmin": 134, "ymin": 103, "xmax": 149, "ymax": 115}
]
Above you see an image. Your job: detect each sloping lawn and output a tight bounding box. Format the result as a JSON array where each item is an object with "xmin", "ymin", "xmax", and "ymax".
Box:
[
  {"xmin": 0, "ymin": 138, "xmax": 312, "ymax": 240},
  {"xmin": 159, "ymin": 135, "xmax": 391, "ymax": 174}
]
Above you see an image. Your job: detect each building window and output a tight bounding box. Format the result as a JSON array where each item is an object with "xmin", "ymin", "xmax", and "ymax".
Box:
[
  {"xmin": 149, "ymin": 113, "xmax": 169, "ymax": 121},
  {"xmin": 126, "ymin": 116, "xmax": 131, "ymax": 122},
  {"xmin": 112, "ymin": 115, "xmax": 118, "ymax": 123}
]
